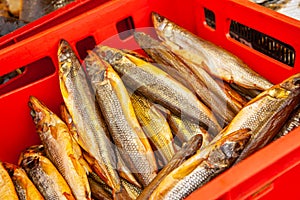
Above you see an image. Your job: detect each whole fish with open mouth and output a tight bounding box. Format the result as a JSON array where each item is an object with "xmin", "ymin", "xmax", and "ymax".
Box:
[
  {"xmin": 134, "ymin": 31, "xmax": 239, "ymax": 124},
  {"xmin": 149, "ymin": 128, "xmax": 251, "ymax": 200},
  {"xmin": 129, "ymin": 91, "xmax": 176, "ymax": 164},
  {"xmin": 0, "ymin": 161, "xmax": 19, "ymax": 200},
  {"xmin": 58, "ymin": 40, "xmax": 123, "ymax": 196},
  {"xmin": 20, "ymin": 153, "xmax": 75, "ymax": 200},
  {"xmin": 94, "ymin": 45, "xmax": 222, "ymax": 136},
  {"xmin": 28, "ymin": 96, "xmax": 91, "ymax": 200},
  {"xmin": 137, "ymin": 134, "xmax": 203, "ymax": 200},
  {"xmin": 213, "ymin": 73, "xmax": 300, "ymax": 164},
  {"xmin": 84, "ymin": 51, "xmax": 157, "ymax": 187},
  {"xmin": 3, "ymin": 162, "xmax": 44, "ymax": 200},
  {"xmin": 152, "ymin": 12, "xmax": 273, "ymax": 91}
]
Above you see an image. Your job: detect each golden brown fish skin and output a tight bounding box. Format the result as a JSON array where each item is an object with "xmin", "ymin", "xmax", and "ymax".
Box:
[
  {"xmin": 215, "ymin": 79, "xmax": 248, "ymax": 110},
  {"xmin": 18, "ymin": 145, "xmax": 46, "ymax": 166},
  {"xmin": 137, "ymin": 134, "xmax": 203, "ymax": 200},
  {"xmin": 134, "ymin": 31, "xmax": 238, "ymax": 124},
  {"xmin": 229, "ymin": 83, "xmax": 262, "ymax": 101},
  {"xmin": 152, "ymin": 12, "xmax": 273, "ymax": 91},
  {"xmin": 20, "ymin": 154, "xmax": 75, "ymax": 200},
  {"xmin": 121, "ymin": 49, "xmax": 154, "ymax": 63},
  {"xmin": 28, "ymin": 96, "xmax": 91, "ymax": 200},
  {"xmin": 130, "ymin": 91, "xmax": 176, "ymax": 164},
  {"xmin": 84, "ymin": 51, "xmax": 157, "ymax": 188},
  {"xmin": 88, "ymin": 177, "xmax": 113, "ymax": 200},
  {"xmin": 115, "ymin": 148, "xmax": 142, "ymax": 189},
  {"xmin": 59, "ymin": 104, "xmax": 93, "ymax": 175},
  {"xmin": 58, "ymin": 40, "xmax": 121, "ymax": 192},
  {"xmin": 0, "ymin": 161, "xmax": 19, "ymax": 200},
  {"xmin": 3, "ymin": 162, "xmax": 44, "ymax": 200},
  {"xmin": 121, "ymin": 178, "xmax": 142, "ymax": 200},
  {"xmin": 213, "ymin": 73, "xmax": 300, "ymax": 164},
  {"xmin": 149, "ymin": 129, "xmax": 251, "ymax": 200},
  {"xmin": 167, "ymin": 113, "xmax": 212, "ymax": 148},
  {"xmin": 88, "ymin": 172, "xmax": 113, "ymax": 196},
  {"xmin": 274, "ymin": 105, "xmax": 300, "ymax": 140},
  {"xmin": 94, "ymin": 45, "xmax": 222, "ymax": 136}
]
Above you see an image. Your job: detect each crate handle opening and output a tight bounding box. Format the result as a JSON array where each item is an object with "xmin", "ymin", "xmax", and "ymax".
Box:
[
  {"xmin": 204, "ymin": 8, "xmax": 216, "ymax": 30},
  {"xmin": 76, "ymin": 36, "xmax": 97, "ymax": 60},
  {"xmin": 116, "ymin": 16, "xmax": 135, "ymax": 40},
  {"xmin": 0, "ymin": 56, "xmax": 55, "ymax": 96}
]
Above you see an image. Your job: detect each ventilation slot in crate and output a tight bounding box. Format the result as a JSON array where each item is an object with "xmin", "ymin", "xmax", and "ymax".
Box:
[{"xmin": 229, "ymin": 20, "xmax": 295, "ymax": 67}]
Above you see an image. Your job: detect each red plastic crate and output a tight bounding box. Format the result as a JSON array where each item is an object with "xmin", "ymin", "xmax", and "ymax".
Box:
[{"xmin": 0, "ymin": 0, "xmax": 300, "ymax": 199}]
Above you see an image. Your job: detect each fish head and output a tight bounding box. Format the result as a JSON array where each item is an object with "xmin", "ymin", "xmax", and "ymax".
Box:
[
  {"xmin": 2, "ymin": 162, "xmax": 17, "ymax": 176},
  {"xmin": 84, "ymin": 50, "xmax": 107, "ymax": 84},
  {"xmin": 151, "ymin": 12, "xmax": 173, "ymax": 42},
  {"xmin": 95, "ymin": 45, "xmax": 137, "ymax": 76},
  {"xmin": 208, "ymin": 128, "xmax": 251, "ymax": 167},
  {"xmin": 94, "ymin": 45, "xmax": 123, "ymax": 65},
  {"xmin": 18, "ymin": 145, "xmax": 45, "ymax": 165},
  {"xmin": 133, "ymin": 32, "xmax": 161, "ymax": 49},
  {"xmin": 58, "ymin": 39, "xmax": 80, "ymax": 78},
  {"xmin": 280, "ymin": 73, "xmax": 300, "ymax": 92},
  {"xmin": 20, "ymin": 155, "xmax": 40, "ymax": 170},
  {"xmin": 28, "ymin": 96, "xmax": 51, "ymax": 131}
]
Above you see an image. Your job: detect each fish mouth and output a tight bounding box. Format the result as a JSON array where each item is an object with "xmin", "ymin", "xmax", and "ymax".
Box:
[
  {"xmin": 152, "ymin": 12, "xmax": 165, "ymax": 23},
  {"xmin": 58, "ymin": 39, "xmax": 73, "ymax": 62},
  {"xmin": 280, "ymin": 74, "xmax": 300, "ymax": 91}
]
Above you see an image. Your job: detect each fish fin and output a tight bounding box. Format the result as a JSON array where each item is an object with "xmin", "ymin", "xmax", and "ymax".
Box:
[{"xmin": 113, "ymin": 186, "xmax": 132, "ymax": 200}]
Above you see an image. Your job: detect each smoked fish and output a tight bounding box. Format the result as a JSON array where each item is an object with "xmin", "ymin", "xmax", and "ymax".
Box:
[
  {"xmin": 213, "ymin": 73, "xmax": 300, "ymax": 164},
  {"xmin": 58, "ymin": 40, "xmax": 122, "ymax": 194},
  {"xmin": 137, "ymin": 134, "xmax": 203, "ymax": 200},
  {"xmin": 28, "ymin": 96, "xmax": 91, "ymax": 200},
  {"xmin": 84, "ymin": 51, "xmax": 157, "ymax": 187},
  {"xmin": 20, "ymin": 154, "xmax": 75, "ymax": 200},
  {"xmin": 3, "ymin": 162, "xmax": 44, "ymax": 200},
  {"xmin": 134, "ymin": 31, "xmax": 239, "ymax": 124},
  {"xmin": 152, "ymin": 12, "xmax": 273, "ymax": 91},
  {"xmin": 149, "ymin": 129, "xmax": 251, "ymax": 200},
  {"xmin": 130, "ymin": 91, "xmax": 175, "ymax": 164},
  {"xmin": 0, "ymin": 161, "xmax": 19, "ymax": 200}
]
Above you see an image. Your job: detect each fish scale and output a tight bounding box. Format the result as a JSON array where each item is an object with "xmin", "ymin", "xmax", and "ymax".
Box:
[
  {"xmin": 95, "ymin": 73, "xmax": 156, "ymax": 186},
  {"xmin": 130, "ymin": 92, "xmax": 175, "ymax": 164},
  {"xmin": 165, "ymin": 166, "xmax": 217, "ymax": 200}
]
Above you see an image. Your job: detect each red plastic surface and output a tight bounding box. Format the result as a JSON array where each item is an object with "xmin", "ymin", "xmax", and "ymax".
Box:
[{"xmin": 0, "ymin": 0, "xmax": 300, "ymax": 199}]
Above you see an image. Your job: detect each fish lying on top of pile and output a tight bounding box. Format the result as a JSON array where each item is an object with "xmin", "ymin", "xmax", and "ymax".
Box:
[
  {"xmin": 151, "ymin": 12, "xmax": 274, "ymax": 91},
  {"xmin": 84, "ymin": 50, "xmax": 158, "ymax": 187},
  {"xmin": 58, "ymin": 40, "xmax": 132, "ymax": 199}
]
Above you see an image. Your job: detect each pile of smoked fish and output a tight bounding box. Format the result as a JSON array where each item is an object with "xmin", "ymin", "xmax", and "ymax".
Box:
[
  {"xmin": 1, "ymin": 12, "xmax": 300, "ymax": 200},
  {"xmin": 0, "ymin": 0, "xmax": 74, "ymax": 36}
]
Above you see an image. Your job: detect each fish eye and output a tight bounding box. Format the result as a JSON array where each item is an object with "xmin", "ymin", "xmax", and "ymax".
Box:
[{"xmin": 30, "ymin": 110, "xmax": 36, "ymax": 118}]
